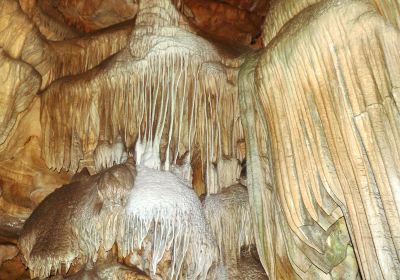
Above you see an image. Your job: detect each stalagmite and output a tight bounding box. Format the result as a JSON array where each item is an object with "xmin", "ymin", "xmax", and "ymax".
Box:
[
  {"xmin": 19, "ymin": 161, "xmax": 136, "ymax": 278},
  {"xmin": 18, "ymin": 159, "xmax": 220, "ymax": 279},
  {"xmin": 117, "ymin": 166, "xmax": 219, "ymax": 280}
]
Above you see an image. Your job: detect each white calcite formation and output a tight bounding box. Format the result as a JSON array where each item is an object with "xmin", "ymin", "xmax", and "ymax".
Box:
[
  {"xmin": 19, "ymin": 159, "xmax": 219, "ymax": 279},
  {"xmin": 94, "ymin": 136, "xmax": 128, "ymax": 172},
  {"xmin": 118, "ymin": 167, "xmax": 219, "ymax": 279}
]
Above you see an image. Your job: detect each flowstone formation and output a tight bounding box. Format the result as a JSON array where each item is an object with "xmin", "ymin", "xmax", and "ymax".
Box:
[
  {"xmin": 239, "ymin": 0, "xmax": 400, "ymax": 278},
  {"xmin": 1, "ymin": 0, "xmax": 400, "ymax": 279},
  {"xmin": 19, "ymin": 161, "xmax": 136, "ymax": 278},
  {"xmin": 19, "ymin": 159, "xmax": 220, "ymax": 279}
]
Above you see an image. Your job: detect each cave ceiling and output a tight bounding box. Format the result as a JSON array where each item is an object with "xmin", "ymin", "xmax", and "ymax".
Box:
[{"xmin": 33, "ymin": 0, "xmax": 268, "ymax": 47}]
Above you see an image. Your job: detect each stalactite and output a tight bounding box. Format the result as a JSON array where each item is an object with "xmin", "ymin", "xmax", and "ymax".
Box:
[
  {"xmin": 93, "ymin": 136, "xmax": 128, "ymax": 172},
  {"xmin": 40, "ymin": 0, "xmax": 244, "ymax": 197},
  {"xmin": 203, "ymin": 185, "xmax": 254, "ymax": 264}
]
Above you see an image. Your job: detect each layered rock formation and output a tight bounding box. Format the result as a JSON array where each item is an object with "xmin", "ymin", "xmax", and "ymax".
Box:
[
  {"xmin": 1, "ymin": 0, "xmax": 400, "ymax": 279},
  {"xmin": 240, "ymin": 0, "xmax": 400, "ymax": 278}
]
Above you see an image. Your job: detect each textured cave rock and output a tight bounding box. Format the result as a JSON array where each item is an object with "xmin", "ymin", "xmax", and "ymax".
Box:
[
  {"xmin": 18, "ymin": 160, "xmax": 219, "ymax": 279},
  {"xmin": 0, "ymin": 97, "xmax": 71, "ymax": 221},
  {"xmin": 0, "ymin": 49, "xmax": 40, "ymax": 146},
  {"xmin": 181, "ymin": 0, "xmax": 266, "ymax": 47},
  {"xmin": 56, "ymin": 0, "xmax": 138, "ymax": 32},
  {"xmin": 51, "ymin": 262, "xmax": 151, "ymax": 280},
  {"xmin": 203, "ymin": 184, "xmax": 254, "ymax": 264},
  {"xmin": 261, "ymin": 0, "xmax": 400, "ymax": 46},
  {"xmin": 41, "ymin": 0, "xmax": 244, "ymax": 198},
  {"xmin": 53, "ymin": 0, "xmax": 267, "ymax": 47},
  {"xmin": 240, "ymin": 0, "xmax": 400, "ymax": 278},
  {"xmin": 0, "ymin": 0, "xmax": 131, "ymax": 89},
  {"xmin": 19, "ymin": 0, "xmax": 79, "ymax": 41},
  {"xmin": 1, "ymin": 0, "xmax": 400, "ymax": 279},
  {"xmin": 19, "ymin": 161, "xmax": 136, "ymax": 278}
]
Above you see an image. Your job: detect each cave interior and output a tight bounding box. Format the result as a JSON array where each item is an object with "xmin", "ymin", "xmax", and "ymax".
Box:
[{"xmin": 0, "ymin": 0, "xmax": 400, "ymax": 279}]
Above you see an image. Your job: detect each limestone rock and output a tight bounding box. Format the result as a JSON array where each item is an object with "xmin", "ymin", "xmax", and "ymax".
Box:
[
  {"xmin": 240, "ymin": 0, "xmax": 400, "ymax": 278},
  {"xmin": 57, "ymin": 0, "xmax": 138, "ymax": 32}
]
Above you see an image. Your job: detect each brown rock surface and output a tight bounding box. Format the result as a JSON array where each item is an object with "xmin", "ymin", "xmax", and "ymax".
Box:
[
  {"xmin": 19, "ymin": 0, "xmax": 79, "ymax": 40},
  {"xmin": 53, "ymin": 0, "xmax": 267, "ymax": 47},
  {"xmin": 0, "ymin": 0, "xmax": 131, "ymax": 90},
  {"xmin": 0, "ymin": 255, "xmax": 29, "ymax": 280},
  {"xmin": 57, "ymin": 0, "xmax": 138, "ymax": 32},
  {"xmin": 0, "ymin": 98, "xmax": 71, "ymax": 218},
  {"xmin": 182, "ymin": 0, "xmax": 266, "ymax": 47}
]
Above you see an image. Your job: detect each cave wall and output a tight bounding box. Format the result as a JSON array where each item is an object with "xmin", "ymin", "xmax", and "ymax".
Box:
[{"xmin": 240, "ymin": 0, "xmax": 400, "ymax": 279}]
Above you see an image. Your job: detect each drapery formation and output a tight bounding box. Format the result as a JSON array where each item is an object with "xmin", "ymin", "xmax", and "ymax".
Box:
[
  {"xmin": 2, "ymin": 0, "xmax": 400, "ymax": 278},
  {"xmin": 40, "ymin": 0, "xmax": 244, "ymax": 196},
  {"xmin": 240, "ymin": 0, "xmax": 400, "ymax": 279}
]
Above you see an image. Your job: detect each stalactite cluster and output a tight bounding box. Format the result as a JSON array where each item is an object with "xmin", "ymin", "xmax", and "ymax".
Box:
[
  {"xmin": 203, "ymin": 185, "xmax": 254, "ymax": 264},
  {"xmin": 40, "ymin": 0, "xmax": 245, "ymax": 196},
  {"xmin": 1, "ymin": 0, "xmax": 400, "ymax": 278}
]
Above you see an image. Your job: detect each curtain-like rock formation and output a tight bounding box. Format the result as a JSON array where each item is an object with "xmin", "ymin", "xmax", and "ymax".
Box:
[
  {"xmin": 40, "ymin": 0, "xmax": 244, "ymax": 199},
  {"xmin": 2, "ymin": 0, "xmax": 400, "ymax": 278},
  {"xmin": 240, "ymin": 0, "xmax": 400, "ymax": 279}
]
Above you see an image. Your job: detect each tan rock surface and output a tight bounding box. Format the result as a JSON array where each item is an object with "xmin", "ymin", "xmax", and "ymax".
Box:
[
  {"xmin": 240, "ymin": 0, "xmax": 400, "ymax": 278},
  {"xmin": 0, "ymin": 0, "xmax": 131, "ymax": 89}
]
